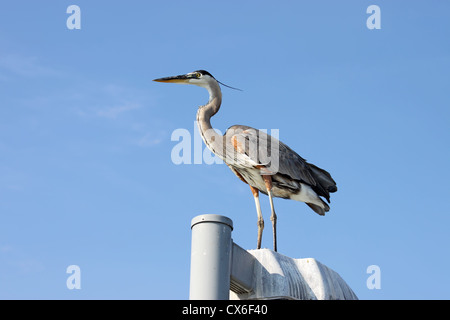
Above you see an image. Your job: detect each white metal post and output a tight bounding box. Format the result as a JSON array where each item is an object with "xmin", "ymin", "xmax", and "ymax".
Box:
[{"xmin": 189, "ymin": 214, "xmax": 233, "ymax": 300}]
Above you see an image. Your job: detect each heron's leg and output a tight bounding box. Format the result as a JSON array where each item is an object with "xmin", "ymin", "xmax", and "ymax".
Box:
[
  {"xmin": 262, "ymin": 175, "xmax": 277, "ymax": 252},
  {"xmin": 250, "ymin": 185, "xmax": 264, "ymax": 249}
]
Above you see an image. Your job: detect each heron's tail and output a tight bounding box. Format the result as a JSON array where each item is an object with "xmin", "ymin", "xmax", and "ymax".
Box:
[
  {"xmin": 307, "ymin": 163, "xmax": 337, "ymax": 196},
  {"xmin": 306, "ymin": 199, "xmax": 330, "ymax": 216}
]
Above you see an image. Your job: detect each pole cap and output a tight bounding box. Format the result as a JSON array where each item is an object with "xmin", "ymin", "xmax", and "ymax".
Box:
[{"xmin": 191, "ymin": 214, "xmax": 233, "ymax": 230}]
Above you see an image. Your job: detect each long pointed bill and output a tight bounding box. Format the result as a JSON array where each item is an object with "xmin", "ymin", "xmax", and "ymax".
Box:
[{"xmin": 153, "ymin": 74, "xmax": 192, "ymax": 84}]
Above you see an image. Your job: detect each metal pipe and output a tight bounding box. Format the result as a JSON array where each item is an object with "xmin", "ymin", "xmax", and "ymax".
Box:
[{"xmin": 189, "ymin": 214, "xmax": 233, "ymax": 300}]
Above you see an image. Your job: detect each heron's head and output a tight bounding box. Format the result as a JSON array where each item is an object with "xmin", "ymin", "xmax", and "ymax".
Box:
[
  {"xmin": 153, "ymin": 70, "xmax": 241, "ymax": 94},
  {"xmin": 153, "ymin": 70, "xmax": 217, "ymax": 89}
]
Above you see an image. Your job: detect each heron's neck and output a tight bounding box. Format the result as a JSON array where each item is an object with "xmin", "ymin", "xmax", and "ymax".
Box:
[
  {"xmin": 196, "ymin": 81, "xmax": 224, "ymax": 156},
  {"xmin": 196, "ymin": 81, "xmax": 222, "ymax": 128}
]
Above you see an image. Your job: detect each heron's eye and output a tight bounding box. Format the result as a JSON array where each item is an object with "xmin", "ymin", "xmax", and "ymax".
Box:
[{"xmin": 196, "ymin": 73, "xmax": 201, "ymax": 78}]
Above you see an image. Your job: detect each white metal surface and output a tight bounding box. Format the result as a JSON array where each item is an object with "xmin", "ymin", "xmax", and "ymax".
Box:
[{"xmin": 230, "ymin": 249, "xmax": 358, "ymax": 300}]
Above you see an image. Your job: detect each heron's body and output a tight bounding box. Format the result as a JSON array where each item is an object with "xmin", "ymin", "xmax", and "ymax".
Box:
[
  {"xmin": 154, "ymin": 70, "xmax": 337, "ymax": 251},
  {"xmin": 223, "ymin": 124, "xmax": 336, "ymax": 212}
]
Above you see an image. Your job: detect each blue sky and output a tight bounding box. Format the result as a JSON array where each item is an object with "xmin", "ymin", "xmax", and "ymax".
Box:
[{"xmin": 0, "ymin": 1, "xmax": 449, "ymax": 299}]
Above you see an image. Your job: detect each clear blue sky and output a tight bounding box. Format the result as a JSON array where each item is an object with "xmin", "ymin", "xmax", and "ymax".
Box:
[{"xmin": 1, "ymin": 1, "xmax": 449, "ymax": 299}]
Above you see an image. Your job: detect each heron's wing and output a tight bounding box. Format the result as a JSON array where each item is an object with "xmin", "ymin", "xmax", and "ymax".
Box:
[
  {"xmin": 225, "ymin": 125, "xmax": 315, "ymax": 183},
  {"xmin": 226, "ymin": 125, "xmax": 337, "ymax": 201}
]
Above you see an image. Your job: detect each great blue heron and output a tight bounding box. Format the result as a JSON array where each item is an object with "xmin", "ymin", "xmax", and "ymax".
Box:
[{"xmin": 154, "ymin": 70, "xmax": 337, "ymax": 252}]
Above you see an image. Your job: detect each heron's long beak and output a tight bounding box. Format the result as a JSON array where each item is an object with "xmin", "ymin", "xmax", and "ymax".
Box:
[{"xmin": 153, "ymin": 74, "xmax": 192, "ymax": 84}]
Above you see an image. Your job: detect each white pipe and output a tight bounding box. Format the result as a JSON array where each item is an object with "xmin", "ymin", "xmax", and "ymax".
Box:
[{"xmin": 189, "ymin": 214, "xmax": 233, "ymax": 300}]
